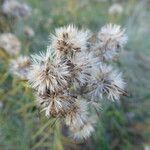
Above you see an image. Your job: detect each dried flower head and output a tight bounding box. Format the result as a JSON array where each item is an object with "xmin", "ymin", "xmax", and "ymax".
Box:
[
  {"xmin": 28, "ymin": 49, "xmax": 71, "ymax": 94},
  {"xmin": 65, "ymin": 100, "xmax": 89, "ymax": 128},
  {"xmin": 90, "ymin": 64, "xmax": 125, "ymax": 101},
  {"xmin": 10, "ymin": 56, "xmax": 31, "ymax": 79},
  {"xmin": 0, "ymin": 33, "xmax": 21, "ymax": 56},
  {"xmin": 97, "ymin": 24, "xmax": 127, "ymax": 60},
  {"xmin": 65, "ymin": 100, "xmax": 95, "ymax": 139},
  {"xmin": 37, "ymin": 93, "xmax": 74, "ymax": 117},
  {"xmin": 2, "ymin": 0, "xmax": 31, "ymax": 18},
  {"xmin": 69, "ymin": 52, "xmax": 93, "ymax": 88},
  {"xmin": 51, "ymin": 25, "xmax": 91, "ymax": 59},
  {"xmin": 72, "ymin": 123, "xmax": 94, "ymax": 139}
]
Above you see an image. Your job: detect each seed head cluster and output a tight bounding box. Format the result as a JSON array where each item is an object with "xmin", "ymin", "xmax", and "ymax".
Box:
[{"xmin": 10, "ymin": 24, "xmax": 127, "ymax": 139}]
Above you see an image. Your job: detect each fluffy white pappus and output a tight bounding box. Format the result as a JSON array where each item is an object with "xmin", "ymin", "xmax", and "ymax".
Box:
[
  {"xmin": 70, "ymin": 51, "xmax": 99, "ymax": 88},
  {"xmin": 71, "ymin": 123, "xmax": 94, "ymax": 139},
  {"xmin": 51, "ymin": 25, "xmax": 91, "ymax": 59},
  {"xmin": 90, "ymin": 64, "xmax": 125, "ymax": 101},
  {"xmin": 65, "ymin": 100, "xmax": 89, "ymax": 129},
  {"xmin": 28, "ymin": 49, "xmax": 71, "ymax": 94},
  {"xmin": 97, "ymin": 24, "xmax": 127, "ymax": 60},
  {"xmin": 102, "ymin": 48, "xmax": 118, "ymax": 61},
  {"xmin": 10, "ymin": 56, "xmax": 31, "ymax": 79},
  {"xmin": 37, "ymin": 93, "xmax": 74, "ymax": 117}
]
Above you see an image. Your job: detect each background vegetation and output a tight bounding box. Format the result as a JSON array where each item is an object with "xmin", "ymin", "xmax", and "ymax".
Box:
[{"xmin": 0, "ymin": 0, "xmax": 150, "ymax": 149}]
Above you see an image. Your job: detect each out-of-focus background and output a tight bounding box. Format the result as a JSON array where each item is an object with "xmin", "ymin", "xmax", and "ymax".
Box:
[{"xmin": 0, "ymin": 0, "xmax": 150, "ymax": 149}]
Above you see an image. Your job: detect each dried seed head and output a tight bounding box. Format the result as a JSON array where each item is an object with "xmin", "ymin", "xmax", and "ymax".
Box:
[
  {"xmin": 71, "ymin": 123, "xmax": 94, "ymax": 139},
  {"xmin": 70, "ymin": 52, "xmax": 93, "ymax": 87},
  {"xmin": 0, "ymin": 33, "xmax": 21, "ymax": 56},
  {"xmin": 90, "ymin": 64, "xmax": 125, "ymax": 101},
  {"xmin": 10, "ymin": 56, "xmax": 31, "ymax": 79},
  {"xmin": 37, "ymin": 93, "xmax": 74, "ymax": 117},
  {"xmin": 2, "ymin": 0, "xmax": 32, "ymax": 18},
  {"xmin": 51, "ymin": 25, "xmax": 91, "ymax": 59},
  {"xmin": 28, "ymin": 49, "xmax": 71, "ymax": 94},
  {"xmin": 65, "ymin": 100, "xmax": 88, "ymax": 128},
  {"xmin": 65, "ymin": 100, "xmax": 95, "ymax": 139},
  {"xmin": 97, "ymin": 24, "xmax": 127, "ymax": 60}
]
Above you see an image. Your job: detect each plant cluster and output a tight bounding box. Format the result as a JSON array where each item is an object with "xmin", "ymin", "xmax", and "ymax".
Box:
[{"xmin": 10, "ymin": 24, "xmax": 127, "ymax": 139}]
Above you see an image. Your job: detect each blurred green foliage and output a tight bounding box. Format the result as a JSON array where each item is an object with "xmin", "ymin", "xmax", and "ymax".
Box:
[{"xmin": 0, "ymin": 0, "xmax": 150, "ymax": 149}]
